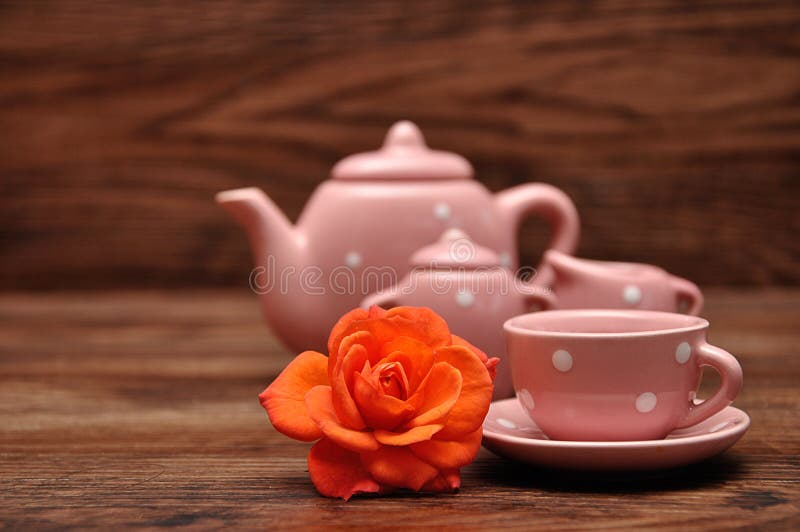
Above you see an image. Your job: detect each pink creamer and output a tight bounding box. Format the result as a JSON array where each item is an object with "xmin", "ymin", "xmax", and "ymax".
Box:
[
  {"xmin": 361, "ymin": 229, "xmax": 556, "ymax": 401},
  {"xmin": 542, "ymin": 250, "xmax": 703, "ymax": 315},
  {"xmin": 217, "ymin": 121, "xmax": 580, "ymax": 352}
]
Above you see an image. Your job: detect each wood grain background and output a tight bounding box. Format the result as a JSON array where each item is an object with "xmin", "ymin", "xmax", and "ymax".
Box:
[{"xmin": 1, "ymin": 0, "xmax": 798, "ymax": 290}]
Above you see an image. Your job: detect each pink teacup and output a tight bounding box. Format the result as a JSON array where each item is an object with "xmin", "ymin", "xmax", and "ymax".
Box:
[
  {"xmin": 504, "ymin": 310, "xmax": 743, "ymax": 441},
  {"xmin": 541, "ymin": 250, "xmax": 703, "ymax": 315}
]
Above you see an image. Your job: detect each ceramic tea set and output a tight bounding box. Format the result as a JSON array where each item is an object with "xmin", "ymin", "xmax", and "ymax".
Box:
[
  {"xmin": 217, "ymin": 121, "xmax": 748, "ymax": 470},
  {"xmin": 217, "ymin": 120, "xmax": 579, "ymax": 353}
]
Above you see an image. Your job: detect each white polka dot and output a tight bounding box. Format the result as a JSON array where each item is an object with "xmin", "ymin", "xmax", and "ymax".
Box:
[
  {"xmin": 635, "ymin": 392, "xmax": 657, "ymax": 413},
  {"xmin": 623, "ymin": 285, "xmax": 642, "ymax": 305},
  {"xmin": 675, "ymin": 342, "xmax": 691, "ymax": 364},
  {"xmin": 552, "ymin": 349, "xmax": 573, "ymax": 372},
  {"xmin": 499, "ymin": 252, "xmax": 512, "ymax": 268},
  {"xmin": 433, "ymin": 202, "xmax": 451, "ymax": 221},
  {"xmin": 344, "ymin": 251, "xmax": 362, "ymax": 268},
  {"xmin": 708, "ymin": 422, "xmax": 729, "ymax": 433},
  {"xmin": 497, "ymin": 418, "xmax": 516, "ymax": 429},
  {"xmin": 455, "ymin": 290, "xmax": 475, "ymax": 308},
  {"xmin": 517, "ymin": 389, "xmax": 535, "ymax": 410}
]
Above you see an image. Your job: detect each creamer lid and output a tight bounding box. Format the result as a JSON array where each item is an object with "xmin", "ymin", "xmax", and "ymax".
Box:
[
  {"xmin": 331, "ymin": 121, "xmax": 473, "ymax": 180},
  {"xmin": 410, "ymin": 229, "xmax": 500, "ymax": 268}
]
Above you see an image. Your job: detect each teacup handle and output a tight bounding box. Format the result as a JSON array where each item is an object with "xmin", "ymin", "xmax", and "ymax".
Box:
[
  {"xmin": 670, "ymin": 276, "xmax": 704, "ymax": 315},
  {"xmin": 676, "ymin": 343, "xmax": 743, "ymax": 429}
]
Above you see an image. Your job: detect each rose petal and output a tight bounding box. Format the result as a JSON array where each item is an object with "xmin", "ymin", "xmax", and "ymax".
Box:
[
  {"xmin": 332, "ymin": 330, "xmax": 382, "ymax": 381},
  {"xmin": 484, "ymin": 357, "xmax": 500, "ymax": 381},
  {"xmin": 328, "ymin": 308, "xmax": 370, "ymax": 355},
  {"xmin": 353, "ymin": 371, "xmax": 414, "ymax": 430},
  {"xmin": 331, "ymin": 344, "xmax": 369, "ymax": 429},
  {"xmin": 452, "ymin": 334, "xmax": 500, "ymax": 381},
  {"xmin": 380, "ymin": 336, "xmax": 435, "ymax": 393},
  {"xmin": 410, "ymin": 427, "xmax": 483, "ymax": 469},
  {"xmin": 330, "ymin": 307, "xmax": 451, "ymax": 372},
  {"xmin": 431, "ymin": 345, "xmax": 493, "ymax": 440},
  {"xmin": 361, "ymin": 446, "xmax": 439, "ymax": 491},
  {"xmin": 421, "ymin": 469, "xmax": 461, "ymax": 493},
  {"xmin": 451, "ymin": 334, "xmax": 489, "ymax": 363},
  {"xmin": 328, "ymin": 307, "xmax": 386, "ymax": 360},
  {"xmin": 259, "ymin": 351, "xmax": 328, "ymax": 441},
  {"xmin": 405, "ymin": 362, "xmax": 462, "ymax": 428},
  {"xmin": 305, "ymin": 385, "xmax": 380, "ymax": 453},
  {"xmin": 332, "ymin": 370, "xmax": 366, "ymax": 431},
  {"xmin": 374, "ymin": 424, "xmax": 444, "ymax": 446},
  {"xmin": 327, "ymin": 334, "xmax": 363, "ymax": 388},
  {"xmin": 339, "ymin": 342, "xmax": 373, "ymax": 389},
  {"xmin": 382, "ymin": 307, "xmax": 452, "ymax": 348},
  {"xmin": 367, "ymin": 305, "xmax": 386, "ymax": 318},
  {"xmin": 327, "ymin": 309, "xmax": 371, "ymax": 382},
  {"xmin": 308, "ymin": 437, "xmax": 382, "ymax": 501}
]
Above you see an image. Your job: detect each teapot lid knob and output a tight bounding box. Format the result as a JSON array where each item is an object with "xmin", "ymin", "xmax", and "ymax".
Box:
[
  {"xmin": 410, "ymin": 229, "xmax": 501, "ymax": 268},
  {"xmin": 382, "ymin": 120, "xmax": 425, "ymax": 149},
  {"xmin": 331, "ymin": 120, "xmax": 473, "ymax": 180}
]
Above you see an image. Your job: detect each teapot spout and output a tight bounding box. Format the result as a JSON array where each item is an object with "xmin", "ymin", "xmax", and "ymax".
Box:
[{"xmin": 215, "ymin": 187, "xmax": 300, "ymax": 267}]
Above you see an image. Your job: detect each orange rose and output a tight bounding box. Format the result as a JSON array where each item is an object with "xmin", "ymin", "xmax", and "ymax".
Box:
[{"xmin": 259, "ymin": 306, "xmax": 499, "ymax": 500}]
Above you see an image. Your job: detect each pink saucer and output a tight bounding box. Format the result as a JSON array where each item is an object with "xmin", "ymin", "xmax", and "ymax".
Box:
[{"xmin": 482, "ymin": 398, "xmax": 749, "ymax": 470}]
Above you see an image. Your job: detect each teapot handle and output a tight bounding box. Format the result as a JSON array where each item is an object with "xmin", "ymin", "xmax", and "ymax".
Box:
[{"xmin": 493, "ymin": 183, "xmax": 580, "ymax": 286}]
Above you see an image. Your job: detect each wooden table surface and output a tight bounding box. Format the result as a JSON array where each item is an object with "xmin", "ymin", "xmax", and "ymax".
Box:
[{"xmin": 1, "ymin": 289, "xmax": 798, "ymax": 529}]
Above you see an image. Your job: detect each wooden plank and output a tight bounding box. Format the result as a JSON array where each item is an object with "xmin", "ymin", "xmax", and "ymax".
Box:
[
  {"xmin": 0, "ymin": 1, "xmax": 799, "ymax": 289},
  {"xmin": 0, "ymin": 289, "xmax": 798, "ymax": 528}
]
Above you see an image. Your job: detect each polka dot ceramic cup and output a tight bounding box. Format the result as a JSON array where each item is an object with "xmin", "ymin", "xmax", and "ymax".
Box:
[{"xmin": 504, "ymin": 310, "xmax": 743, "ymax": 441}]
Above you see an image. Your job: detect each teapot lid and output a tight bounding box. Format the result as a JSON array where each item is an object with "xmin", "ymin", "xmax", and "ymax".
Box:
[
  {"xmin": 411, "ymin": 229, "xmax": 500, "ymax": 268},
  {"xmin": 331, "ymin": 121, "xmax": 473, "ymax": 180}
]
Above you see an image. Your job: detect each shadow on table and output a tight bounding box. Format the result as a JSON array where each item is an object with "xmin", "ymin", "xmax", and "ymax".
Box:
[{"xmin": 471, "ymin": 451, "xmax": 746, "ymax": 493}]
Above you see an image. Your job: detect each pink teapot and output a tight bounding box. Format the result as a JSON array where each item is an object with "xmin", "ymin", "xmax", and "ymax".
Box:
[
  {"xmin": 361, "ymin": 229, "xmax": 557, "ymax": 400},
  {"xmin": 216, "ymin": 121, "xmax": 580, "ymax": 352},
  {"xmin": 542, "ymin": 250, "xmax": 703, "ymax": 314}
]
